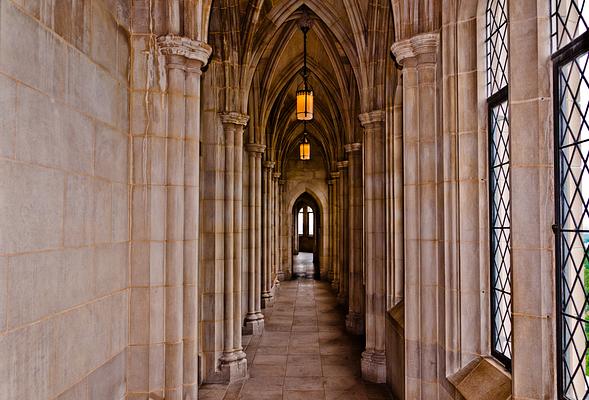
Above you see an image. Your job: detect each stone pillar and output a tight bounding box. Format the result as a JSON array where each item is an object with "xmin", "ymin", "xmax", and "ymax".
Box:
[
  {"xmin": 183, "ymin": 57, "xmax": 207, "ymax": 400},
  {"xmin": 262, "ymin": 161, "xmax": 275, "ymax": 307},
  {"xmin": 359, "ymin": 110, "xmax": 387, "ymax": 383},
  {"xmin": 219, "ymin": 112, "xmax": 249, "ymax": 381},
  {"xmin": 157, "ymin": 35, "xmax": 212, "ymax": 400},
  {"xmin": 345, "ymin": 143, "xmax": 364, "ymax": 334},
  {"xmin": 273, "ymin": 172, "xmax": 282, "ymax": 282},
  {"xmin": 330, "ymin": 172, "xmax": 341, "ymax": 290},
  {"xmin": 326, "ymin": 176, "xmax": 336, "ymax": 283},
  {"xmin": 244, "ymin": 143, "xmax": 266, "ymax": 335},
  {"xmin": 163, "ymin": 52, "xmax": 186, "ymax": 400},
  {"xmin": 254, "ymin": 154, "xmax": 265, "ymax": 319},
  {"xmin": 391, "ymin": 33, "xmax": 440, "ymax": 396},
  {"xmin": 337, "ymin": 161, "xmax": 349, "ymax": 304},
  {"xmin": 279, "ymin": 179, "xmax": 289, "ymax": 280}
]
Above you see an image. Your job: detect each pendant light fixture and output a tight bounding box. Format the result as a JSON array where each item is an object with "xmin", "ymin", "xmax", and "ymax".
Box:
[
  {"xmin": 299, "ymin": 122, "xmax": 311, "ymax": 161},
  {"xmin": 296, "ymin": 13, "xmax": 314, "ymax": 121}
]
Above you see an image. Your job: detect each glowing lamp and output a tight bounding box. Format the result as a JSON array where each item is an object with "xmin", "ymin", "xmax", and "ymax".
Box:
[
  {"xmin": 296, "ymin": 85, "xmax": 314, "ymax": 121},
  {"xmin": 300, "ymin": 136, "xmax": 311, "ymax": 160}
]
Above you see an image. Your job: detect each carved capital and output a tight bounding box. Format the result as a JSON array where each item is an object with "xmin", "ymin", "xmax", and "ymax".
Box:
[
  {"xmin": 337, "ymin": 161, "xmax": 349, "ymax": 170},
  {"xmin": 344, "ymin": 143, "xmax": 362, "ymax": 153},
  {"xmin": 273, "ymin": 172, "xmax": 281, "ymax": 180},
  {"xmin": 157, "ymin": 35, "xmax": 212, "ymax": 65},
  {"xmin": 330, "ymin": 171, "xmax": 341, "ymax": 180},
  {"xmin": 220, "ymin": 112, "xmax": 250, "ymax": 127},
  {"xmin": 359, "ymin": 111, "xmax": 385, "ymax": 128},
  {"xmin": 391, "ymin": 32, "xmax": 439, "ymax": 66},
  {"xmin": 264, "ymin": 161, "xmax": 276, "ymax": 170},
  {"xmin": 245, "ymin": 143, "xmax": 266, "ymax": 154}
]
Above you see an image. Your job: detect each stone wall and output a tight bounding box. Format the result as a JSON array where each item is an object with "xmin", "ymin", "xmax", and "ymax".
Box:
[{"xmin": 0, "ymin": 0, "xmax": 130, "ymax": 398}]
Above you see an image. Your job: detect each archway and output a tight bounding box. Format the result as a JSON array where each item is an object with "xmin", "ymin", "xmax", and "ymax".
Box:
[{"xmin": 292, "ymin": 192, "xmax": 321, "ymax": 279}]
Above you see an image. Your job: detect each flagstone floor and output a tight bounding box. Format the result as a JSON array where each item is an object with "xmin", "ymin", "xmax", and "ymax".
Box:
[{"xmin": 199, "ymin": 259, "xmax": 394, "ymax": 400}]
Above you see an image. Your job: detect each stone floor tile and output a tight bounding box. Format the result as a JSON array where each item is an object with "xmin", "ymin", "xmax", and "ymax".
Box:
[{"xmin": 284, "ymin": 390, "xmax": 326, "ymax": 399}]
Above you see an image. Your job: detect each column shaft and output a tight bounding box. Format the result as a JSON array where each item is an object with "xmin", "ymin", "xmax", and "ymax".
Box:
[
  {"xmin": 360, "ymin": 111, "xmax": 387, "ymax": 383},
  {"xmin": 182, "ymin": 60, "xmax": 204, "ymax": 399},
  {"xmin": 244, "ymin": 144, "xmax": 265, "ymax": 334},
  {"xmin": 165, "ymin": 57, "xmax": 186, "ymax": 400},
  {"xmin": 345, "ymin": 144, "xmax": 364, "ymax": 334},
  {"xmin": 255, "ymin": 154, "xmax": 264, "ymax": 317}
]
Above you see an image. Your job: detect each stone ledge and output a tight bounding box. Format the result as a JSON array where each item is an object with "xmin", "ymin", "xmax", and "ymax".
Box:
[{"xmin": 447, "ymin": 357, "xmax": 512, "ymax": 400}]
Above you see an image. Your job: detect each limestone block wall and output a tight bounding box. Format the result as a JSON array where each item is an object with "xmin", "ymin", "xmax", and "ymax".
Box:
[{"xmin": 0, "ymin": 0, "xmax": 130, "ymax": 399}]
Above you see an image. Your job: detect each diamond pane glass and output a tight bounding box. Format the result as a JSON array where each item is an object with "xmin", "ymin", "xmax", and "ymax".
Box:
[
  {"xmin": 558, "ymin": 50, "xmax": 589, "ymax": 400},
  {"xmin": 486, "ymin": 0, "xmax": 509, "ymax": 96},
  {"xmin": 489, "ymin": 100, "xmax": 512, "ymax": 363},
  {"xmin": 551, "ymin": 0, "xmax": 589, "ymax": 52}
]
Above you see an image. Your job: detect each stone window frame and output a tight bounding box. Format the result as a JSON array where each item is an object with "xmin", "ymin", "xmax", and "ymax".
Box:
[{"xmin": 485, "ymin": 0, "xmax": 513, "ymax": 371}]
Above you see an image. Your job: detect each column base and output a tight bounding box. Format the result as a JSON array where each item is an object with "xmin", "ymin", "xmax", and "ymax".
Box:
[
  {"xmin": 243, "ymin": 317, "xmax": 265, "ymax": 335},
  {"xmin": 219, "ymin": 356, "xmax": 248, "ymax": 383},
  {"xmin": 331, "ymin": 279, "xmax": 340, "ymax": 292},
  {"xmin": 277, "ymin": 271, "xmax": 285, "ymax": 281},
  {"xmin": 345, "ymin": 312, "xmax": 364, "ymax": 335},
  {"xmin": 361, "ymin": 350, "xmax": 386, "ymax": 383},
  {"xmin": 261, "ymin": 292, "xmax": 274, "ymax": 308}
]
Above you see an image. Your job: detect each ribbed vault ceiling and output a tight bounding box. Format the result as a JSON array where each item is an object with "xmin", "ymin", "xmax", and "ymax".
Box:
[{"xmin": 208, "ymin": 0, "xmax": 394, "ymax": 174}]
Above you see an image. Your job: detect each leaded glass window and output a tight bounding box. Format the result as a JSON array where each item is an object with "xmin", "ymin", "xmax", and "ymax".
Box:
[
  {"xmin": 486, "ymin": 0, "xmax": 512, "ymax": 369},
  {"xmin": 553, "ymin": 2, "xmax": 589, "ymax": 397}
]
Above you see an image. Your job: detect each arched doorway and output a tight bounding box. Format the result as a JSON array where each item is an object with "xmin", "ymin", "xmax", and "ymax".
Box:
[{"xmin": 292, "ymin": 193, "xmax": 321, "ymax": 279}]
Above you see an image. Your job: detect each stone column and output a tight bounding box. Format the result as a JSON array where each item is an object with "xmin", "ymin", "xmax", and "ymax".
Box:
[
  {"xmin": 183, "ymin": 57, "xmax": 208, "ymax": 399},
  {"xmin": 391, "ymin": 33, "xmax": 440, "ymax": 396},
  {"xmin": 157, "ymin": 35, "xmax": 212, "ymax": 400},
  {"xmin": 273, "ymin": 172, "xmax": 282, "ymax": 281},
  {"xmin": 219, "ymin": 112, "xmax": 249, "ymax": 381},
  {"xmin": 262, "ymin": 161, "xmax": 275, "ymax": 306},
  {"xmin": 279, "ymin": 179, "xmax": 289, "ymax": 280},
  {"xmin": 359, "ymin": 110, "xmax": 387, "ymax": 383},
  {"xmin": 330, "ymin": 172, "xmax": 341, "ymax": 289},
  {"xmin": 254, "ymin": 154, "xmax": 265, "ymax": 319},
  {"xmin": 337, "ymin": 161, "xmax": 349, "ymax": 304},
  {"xmin": 244, "ymin": 143, "xmax": 266, "ymax": 335},
  {"xmin": 345, "ymin": 143, "xmax": 364, "ymax": 334}
]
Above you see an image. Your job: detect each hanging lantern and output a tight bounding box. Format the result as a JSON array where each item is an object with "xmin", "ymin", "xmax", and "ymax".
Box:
[
  {"xmin": 296, "ymin": 82, "xmax": 314, "ymax": 121},
  {"xmin": 300, "ymin": 137, "xmax": 311, "ymax": 160},
  {"xmin": 299, "ymin": 123, "xmax": 311, "ymax": 160},
  {"xmin": 296, "ymin": 16, "xmax": 314, "ymax": 121}
]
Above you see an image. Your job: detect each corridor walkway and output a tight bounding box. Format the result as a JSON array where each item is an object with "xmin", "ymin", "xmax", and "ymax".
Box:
[{"xmin": 200, "ymin": 278, "xmax": 393, "ymax": 400}]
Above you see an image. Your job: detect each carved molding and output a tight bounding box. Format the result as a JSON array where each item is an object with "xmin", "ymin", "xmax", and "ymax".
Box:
[
  {"xmin": 359, "ymin": 110, "xmax": 385, "ymax": 128},
  {"xmin": 245, "ymin": 143, "xmax": 266, "ymax": 154},
  {"xmin": 157, "ymin": 35, "xmax": 212, "ymax": 65},
  {"xmin": 344, "ymin": 143, "xmax": 362, "ymax": 153},
  {"xmin": 220, "ymin": 112, "xmax": 250, "ymax": 127},
  {"xmin": 390, "ymin": 32, "xmax": 440, "ymax": 66}
]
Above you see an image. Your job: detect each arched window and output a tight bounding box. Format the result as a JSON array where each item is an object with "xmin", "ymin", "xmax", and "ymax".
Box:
[
  {"xmin": 298, "ymin": 208, "xmax": 305, "ymax": 235},
  {"xmin": 552, "ymin": 1, "xmax": 589, "ymax": 397},
  {"xmin": 486, "ymin": 0, "xmax": 512, "ymax": 369},
  {"xmin": 308, "ymin": 206, "xmax": 314, "ymax": 236}
]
